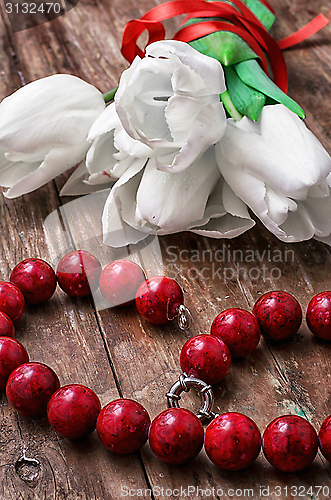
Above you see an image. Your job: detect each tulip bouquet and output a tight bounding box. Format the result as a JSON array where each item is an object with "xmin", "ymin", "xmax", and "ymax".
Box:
[{"xmin": 0, "ymin": 0, "xmax": 330, "ymax": 248}]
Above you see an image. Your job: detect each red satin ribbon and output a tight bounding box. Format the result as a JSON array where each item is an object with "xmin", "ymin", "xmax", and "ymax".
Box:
[
  {"xmin": 121, "ymin": 0, "xmax": 329, "ymax": 94},
  {"xmin": 277, "ymin": 13, "xmax": 329, "ymax": 50}
]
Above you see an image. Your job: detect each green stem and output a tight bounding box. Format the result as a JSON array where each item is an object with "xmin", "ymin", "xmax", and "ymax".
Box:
[
  {"xmin": 103, "ymin": 86, "xmax": 118, "ymax": 104},
  {"xmin": 220, "ymin": 90, "xmax": 243, "ymax": 121}
]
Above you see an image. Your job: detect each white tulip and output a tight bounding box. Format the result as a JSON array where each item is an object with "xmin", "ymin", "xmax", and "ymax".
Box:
[
  {"xmin": 115, "ymin": 40, "xmax": 227, "ymax": 173},
  {"xmin": 0, "ymin": 74, "xmax": 105, "ymax": 198},
  {"xmin": 216, "ymin": 104, "xmax": 331, "ymax": 242},
  {"xmin": 102, "ymin": 145, "xmax": 254, "ymax": 248}
]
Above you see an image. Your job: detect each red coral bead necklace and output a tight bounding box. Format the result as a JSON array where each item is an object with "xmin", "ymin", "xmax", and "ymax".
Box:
[{"xmin": 0, "ymin": 253, "xmax": 330, "ymax": 472}]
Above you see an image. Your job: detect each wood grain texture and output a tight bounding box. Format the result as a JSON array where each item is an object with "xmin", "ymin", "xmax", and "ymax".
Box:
[{"xmin": 1, "ymin": 0, "xmax": 331, "ymax": 498}]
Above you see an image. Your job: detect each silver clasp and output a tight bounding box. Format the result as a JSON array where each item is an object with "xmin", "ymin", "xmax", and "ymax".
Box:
[
  {"xmin": 177, "ymin": 305, "xmax": 192, "ymax": 330},
  {"xmin": 166, "ymin": 374, "xmax": 218, "ymax": 421}
]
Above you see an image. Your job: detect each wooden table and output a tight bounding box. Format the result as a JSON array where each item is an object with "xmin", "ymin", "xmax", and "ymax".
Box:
[{"xmin": 1, "ymin": 0, "xmax": 331, "ymax": 498}]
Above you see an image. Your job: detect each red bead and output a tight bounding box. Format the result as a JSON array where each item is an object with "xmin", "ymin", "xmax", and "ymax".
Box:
[
  {"xmin": 6, "ymin": 362, "xmax": 60, "ymax": 417},
  {"xmin": 205, "ymin": 412, "xmax": 261, "ymax": 471},
  {"xmin": 0, "ymin": 281, "xmax": 25, "ymax": 323},
  {"xmin": 96, "ymin": 399, "xmax": 150, "ymax": 454},
  {"xmin": 210, "ymin": 308, "xmax": 261, "ymax": 358},
  {"xmin": 180, "ymin": 334, "xmax": 231, "ymax": 385},
  {"xmin": 47, "ymin": 384, "xmax": 101, "ymax": 440},
  {"xmin": 0, "ymin": 337, "xmax": 29, "ymax": 390},
  {"xmin": 318, "ymin": 415, "xmax": 331, "ymax": 461},
  {"xmin": 10, "ymin": 258, "xmax": 57, "ymax": 305},
  {"xmin": 306, "ymin": 291, "xmax": 331, "ymax": 340},
  {"xmin": 262, "ymin": 415, "xmax": 318, "ymax": 472},
  {"xmin": 149, "ymin": 408, "xmax": 204, "ymax": 465},
  {"xmin": 56, "ymin": 250, "xmax": 102, "ymax": 298},
  {"xmin": 0, "ymin": 312, "xmax": 15, "ymax": 338},
  {"xmin": 253, "ymin": 291, "xmax": 302, "ymax": 341},
  {"xmin": 135, "ymin": 276, "xmax": 184, "ymax": 325},
  {"xmin": 99, "ymin": 260, "xmax": 145, "ymax": 307}
]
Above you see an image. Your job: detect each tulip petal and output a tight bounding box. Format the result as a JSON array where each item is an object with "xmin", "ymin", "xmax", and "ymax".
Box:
[
  {"xmin": 0, "ymin": 75, "xmax": 105, "ymax": 155},
  {"xmin": 59, "ymin": 162, "xmax": 114, "ymax": 196},
  {"xmin": 87, "ymin": 102, "xmax": 120, "ymax": 141},
  {"xmin": 166, "ymin": 93, "xmax": 225, "ymax": 141},
  {"xmin": 199, "ymin": 178, "xmax": 227, "ymax": 220},
  {"xmin": 171, "ymin": 61, "xmax": 217, "ymax": 97},
  {"xmin": 60, "ymin": 162, "xmax": 88, "ymax": 196},
  {"xmin": 221, "ymin": 105, "xmax": 331, "ymax": 192},
  {"xmin": 216, "ymin": 146, "xmax": 289, "ymax": 238},
  {"xmin": 102, "ymin": 158, "xmax": 148, "ymax": 247},
  {"xmin": 159, "ymin": 102, "xmax": 226, "ymax": 173},
  {"xmin": 301, "ymin": 195, "xmax": 331, "ymax": 237},
  {"xmin": 222, "ymin": 182, "xmax": 249, "ymax": 218},
  {"xmin": 103, "ymin": 190, "xmax": 149, "ymax": 248},
  {"xmin": 191, "ymin": 180, "xmax": 255, "ymax": 238},
  {"xmin": 87, "ymin": 113, "xmax": 150, "ymax": 189},
  {"xmin": 130, "ymin": 79, "xmax": 173, "ymax": 143},
  {"xmin": 86, "ymin": 155, "xmax": 137, "ymax": 186},
  {"xmin": 278, "ymin": 204, "xmax": 315, "ymax": 241},
  {"xmin": 86, "ymin": 131, "xmax": 119, "ymax": 176},
  {"xmin": 136, "ymin": 147, "xmax": 220, "ymax": 232},
  {"xmin": 113, "ymin": 126, "xmax": 152, "ymax": 158},
  {"xmin": 146, "ymin": 40, "xmax": 226, "ymax": 95},
  {"xmin": 308, "ymin": 179, "xmax": 330, "ymax": 198},
  {"xmin": 0, "ymin": 158, "xmax": 40, "ymax": 188},
  {"xmin": 4, "ymin": 149, "xmax": 49, "ymax": 163},
  {"xmin": 5, "ymin": 144, "xmax": 87, "ymax": 198},
  {"xmin": 264, "ymin": 188, "xmax": 297, "ymax": 226},
  {"xmin": 191, "ymin": 215, "xmax": 254, "ymax": 238},
  {"xmin": 116, "ymin": 57, "xmax": 175, "ymax": 144},
  {"xmin": 165, "ymin": 94, "xmax": 203, "ymax": 143}
]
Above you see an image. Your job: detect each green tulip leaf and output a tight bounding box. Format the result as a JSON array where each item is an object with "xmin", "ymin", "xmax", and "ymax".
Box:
[
  {"xmin": 103, "ymin": 87, "xmax": 118, "ymax": 104},
  {"xmin": 243, "ymin": 0, "xmax": 275, "ymax": 30},
  {"xmin": 187, "ymin": 0, "xmax": 275, "ymax": 66},
  {"xmin": 235, "ymin": 59, "xmax": 305, "ymax": 118},
  {"xmin": 221, "ymin": 90, "xmax": 243, "ymax": 121},
  {"xmin": 224, "ymin": 65, "xmax": 266, "ymax": 121},
  {"xmin": 189, "ymin": 27, "xmax": 258, "ymax": 66}
]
